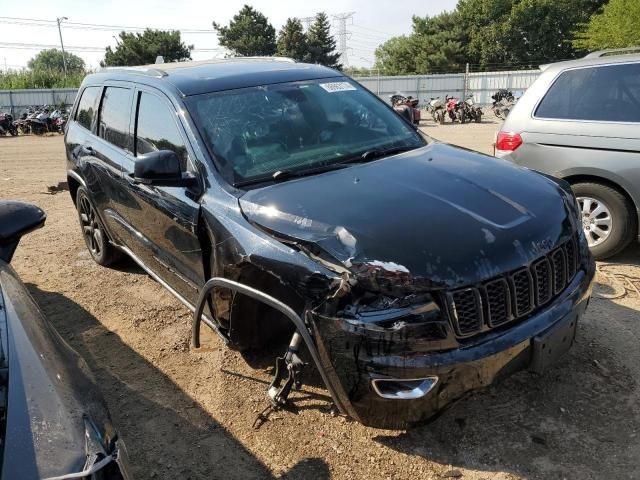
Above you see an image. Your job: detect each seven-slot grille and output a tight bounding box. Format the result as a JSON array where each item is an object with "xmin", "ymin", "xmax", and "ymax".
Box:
[{"xmin": 445, "ymin": 236, "xmax": 580, "ymax": 337}]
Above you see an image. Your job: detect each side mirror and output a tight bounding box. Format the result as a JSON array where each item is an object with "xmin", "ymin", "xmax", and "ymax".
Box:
[
  {"xmin": 0, "ymin": 201, "xmax": 46, "ymax": 263},
  {"xmin": 132, "ymin": 150, "xmax": 197, "ymax": 188}
]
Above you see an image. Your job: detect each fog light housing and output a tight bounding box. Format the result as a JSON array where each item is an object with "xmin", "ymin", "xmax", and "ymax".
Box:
[{"xmin": 371, "ymin": 377, "xmax": 438, "ymax": 400}]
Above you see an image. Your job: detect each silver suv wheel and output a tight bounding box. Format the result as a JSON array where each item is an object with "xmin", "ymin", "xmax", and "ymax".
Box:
[{"xmin": 577, "ymin": 196, "xmax": 612, "ymax": 247}]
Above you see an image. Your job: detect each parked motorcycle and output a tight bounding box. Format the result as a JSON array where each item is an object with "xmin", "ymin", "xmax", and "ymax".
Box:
[
  {"xmin": 50, "ymin": 108, "xmax": 68, "ymax": 134},
  {"xmin": 28, "ymin": 107, "xmax": 52, "ymax": 135},
  {"xmin": 14, "ymin": 107, "xmax": 39, "ymax": 135},
  {"xmin": 492, "ymin": 89, "xmax": 515, "ymax": 119},
  {"xmin": 390, "ymin": 93, "xmax": 421, "ymax": 125},
  {"xmin": 13, "ymin": 109, "xmax": 32, "ymax": 135},
  {"xmin": 463, "ymin": 95, "xmax": 483, "ymax": 123},
  {"xmin": 445, "ymin": 95, "xmax": 465, "ymax": 123},
  {"xmin": 426, "ymin": 97, "xmax": 446, "ymax": 124},
  {"xmin": 0, "ymin": 112, "xmax": 18, "ymax": 136}
]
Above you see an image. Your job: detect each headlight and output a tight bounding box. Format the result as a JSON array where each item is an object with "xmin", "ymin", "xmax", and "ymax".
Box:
[{"xmin": 314, "ymin": 294, "xmax": 454, "ymax": 355}]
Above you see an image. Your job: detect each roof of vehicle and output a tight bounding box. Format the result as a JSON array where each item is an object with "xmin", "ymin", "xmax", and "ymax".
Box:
[
  {"xmin": 539, "ymin": 49, "xmax": 640, "ymax": 72},
  {"xmin": 88, "ymin": 57, "xmax": 342, "ymax": 96}
]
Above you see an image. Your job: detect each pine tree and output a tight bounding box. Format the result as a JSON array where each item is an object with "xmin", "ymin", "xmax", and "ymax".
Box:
[
  {"xmin": 102, "ymin": 30, "xmax": 192, "ymax": 67},
  {"xmin": 304, "ymin": 13, "xmax": 342, "ymax": 69},
  {"xmin": 213, "ymin": 5, "xmax": 276, "ymax": 57},
  {"xmin": 276, "ymin": 18, "xmax": 308, "ymax": 61}
]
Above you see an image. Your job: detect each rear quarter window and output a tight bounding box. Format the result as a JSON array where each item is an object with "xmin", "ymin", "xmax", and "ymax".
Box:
[
  {"xmin": 535, "ymin": 62, "xmax": 640, "ymax": 122},
  {"xmin": 75, "ymin": 86, "xmax": 101, "ymax": 131}
]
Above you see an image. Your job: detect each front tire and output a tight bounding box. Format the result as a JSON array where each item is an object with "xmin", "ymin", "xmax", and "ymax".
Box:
[
  {"xmin": 76, "ymin": 186, "xmax": 122, "ymax": 266},
  {"xmin": 571, "ymin": 182, "xmax": 636, "ymax": 259}
]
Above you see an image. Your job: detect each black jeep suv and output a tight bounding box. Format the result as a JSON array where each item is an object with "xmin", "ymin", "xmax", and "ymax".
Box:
[{"xmin": 65, "ymin": 58, "xmax": 594, "ymax": 429}]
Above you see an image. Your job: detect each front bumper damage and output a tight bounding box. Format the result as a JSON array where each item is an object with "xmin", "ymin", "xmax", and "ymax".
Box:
[
  {"xmin": 309, "ymin": 263, "xmax": 594, "ymax": 429},
  {"xmin": 192, "ymin": 254, "xmax": 593, "ymax": 429}
]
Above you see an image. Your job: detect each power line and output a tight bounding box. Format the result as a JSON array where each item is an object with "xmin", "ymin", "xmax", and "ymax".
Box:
[
  {"xmin": 351, "ymin": 24, "xmax": 393, "ymax": 38},
  {"xmin": 349, "ymin": 39, "xmax": 383, "ymax": 49},
  {"xmin": 0, "ymin": 41, "xmax": 223, "ymax": 54},
  {"xmin": 350, "ymin": 32, "xmax": 392, "ymax": 44},
  {"xmin": 0, "ymin": 41, "xmax": 104, "ymax": 52},
  {"xmin": 0, "ymin": 16, "xmax": 216, "ymax": 34}
]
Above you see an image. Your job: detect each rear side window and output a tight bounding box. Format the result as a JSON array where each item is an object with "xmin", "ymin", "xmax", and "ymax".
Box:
[
  {"xmin": 135, "ymin": 92, "xmax": 188, "ymax": 170},
  {"xmin": 75, "ymin": 86, "xmax": 101, "ymax": 131},
  {"xmin": 98, "ymin": 87, "xmax": 133, "ymax": 151},
  {"xmin": 536, "ymin": 63, "xmax": 640, "ymax": 122}
]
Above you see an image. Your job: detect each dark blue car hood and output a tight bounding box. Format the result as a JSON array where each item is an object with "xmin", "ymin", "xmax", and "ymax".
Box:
[
  {"xmin": 0, "ymin": 263, "xmax": 117, "ymax": 479},
  {"xmin": 239, "ymin": 143, "xmax": 579, "ymax": 288}
]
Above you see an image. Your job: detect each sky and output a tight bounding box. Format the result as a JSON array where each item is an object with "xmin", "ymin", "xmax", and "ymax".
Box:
[{"xmin": 0, "ymin": 0, "xmax": 457, "ymax": 70}]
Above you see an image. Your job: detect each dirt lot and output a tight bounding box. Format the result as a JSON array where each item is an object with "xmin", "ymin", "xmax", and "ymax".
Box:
[{"xmin": 2, "ymin": 122, "xmax": 640, "ymax": 479}]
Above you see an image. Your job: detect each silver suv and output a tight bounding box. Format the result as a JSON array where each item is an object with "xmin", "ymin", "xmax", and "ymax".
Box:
[{"xmin": 496, "ymin": 49, "xmax": 640, "ymax": 259}]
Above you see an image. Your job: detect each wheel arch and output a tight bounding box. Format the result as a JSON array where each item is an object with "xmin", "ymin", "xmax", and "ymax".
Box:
[
  {"xmin": 227, "ymin": 263, "xmax": 305, "ymax": 351},
  {"xmin": 66, "ymin": 170, "xmax": 86, "ymax": 206},
  {"xmin": 198, "ymin": 217, "xmax": 306, "ymax": 351},
  {"xmin": 561, "ymin": 172, "xmax": 639, "ymax": 237}
]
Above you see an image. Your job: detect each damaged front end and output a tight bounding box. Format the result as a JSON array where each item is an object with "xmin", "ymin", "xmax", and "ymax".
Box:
[{"xmin": 196, "ymin": 144, "xmax": 595, "ymax": 429}]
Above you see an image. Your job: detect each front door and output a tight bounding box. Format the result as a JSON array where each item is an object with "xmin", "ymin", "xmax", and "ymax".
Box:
[{"xmin": 115, "ymin": 87, "xmax": 205, "ymax": 304}]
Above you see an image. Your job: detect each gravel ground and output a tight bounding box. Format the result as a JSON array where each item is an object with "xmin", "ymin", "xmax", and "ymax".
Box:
[{"xmin": 2, "ymin": 121, "xmax": 640, "ymax": 479}]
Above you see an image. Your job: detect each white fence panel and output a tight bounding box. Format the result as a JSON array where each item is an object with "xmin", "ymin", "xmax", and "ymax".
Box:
[
  {"xmin": 354, "ymin": 69, "xmax": 540, "ymax": 105},
  {"xmin": 0, "ymin": 88, "xmax": 78, "ymax": 115},
  {"xmin": 467, "ymin": 70, "xmax": 541, "ymax": 104}
]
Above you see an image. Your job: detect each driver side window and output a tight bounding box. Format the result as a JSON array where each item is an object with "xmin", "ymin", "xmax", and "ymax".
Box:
[{"xmin": 135, "ymin": 92, "xmax": 190, "ymax": 171}]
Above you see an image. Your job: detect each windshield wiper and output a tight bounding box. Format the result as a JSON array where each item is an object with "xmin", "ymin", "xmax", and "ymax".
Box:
[
  {"xmin": 234, "ymin": 145, "xmax": 420, "ymax": 188},
  {"xmin": 339, "ymin": 145, "xmax": 418, "ymax": 166},
  {"xmin": 360, "ymin": 145, "xmax": 418, "ymax": 161},
  {"xmin": 234, "ymin": 163, "xmax": 349, "ymax": 188}
]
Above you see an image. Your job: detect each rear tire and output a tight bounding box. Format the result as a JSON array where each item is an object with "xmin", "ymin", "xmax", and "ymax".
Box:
[
  {"xmin": 76, "ymin": 186, "xmax": 122, "ymax": 266},
  {"xmin": 571, "ymin": 182, "xmax": 636, "ymax": 259}
]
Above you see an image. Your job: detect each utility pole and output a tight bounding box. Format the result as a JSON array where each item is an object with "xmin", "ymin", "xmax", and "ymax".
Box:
[
  {"xmin": 56, "ymin": 16, "xmax": 68, "ymax": 80},
  {"xmin": 332, "ymin": 12, "xmax": 355, "ymax": 68}
]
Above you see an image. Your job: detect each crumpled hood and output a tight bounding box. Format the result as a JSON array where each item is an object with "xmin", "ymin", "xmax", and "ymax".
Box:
[{"xmin": 239, "ymin": 143, "xmax": 578, "ymax": 289}]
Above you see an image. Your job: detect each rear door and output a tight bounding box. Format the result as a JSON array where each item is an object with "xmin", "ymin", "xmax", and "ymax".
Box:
[
  {"xmin": 115, "ymin": 86, "xmax": 205, "ymax": 304},
  {"xmin": 91, "ymin": 84, "xmax": 136, "ymax": 241},
  {"xmin": 514, "ymin": 62, "xmax": 640, "ymax": 198},
  {"xmin": 66, "ymin": 84, "xmax": 134, "ymax": 240}
]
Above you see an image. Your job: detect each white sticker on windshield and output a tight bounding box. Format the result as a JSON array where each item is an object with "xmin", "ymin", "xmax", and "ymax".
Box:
[{"xmin": 319, "ymin": 81, "xmax": 357, "ymax": 93}]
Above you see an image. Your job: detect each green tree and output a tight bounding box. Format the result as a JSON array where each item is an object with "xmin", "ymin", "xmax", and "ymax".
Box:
[
  {"xmin": 573, "ymin": 0, "xmax": 640, "ymax": 50},
  {"xmin": 374, "ymin": 12, "xmax": 465, "ymax": 75},
  {"xmin": 28, "ymin": 49, "xmax": 85, "ymax": 74},
  {"xmin": 343, "ymin": 66, "xmax": 376, "ymax": 76},
  {"xmin": 375, "ymin": 0, "xmax": 608, "ymax": 75},
  {"xmin": 102, "ymin": 29, "xmax": 192, "ymax": 67},
  {"xmin": 213, "ymin": 5, "xmax": 276, "ymax": 56},
  {"xmin": 457, "ymin": 0, "xmax": 607, "ymax": 66},
  {"xmin": 305, "ymin": 13, "xmax": 342, "ymax": 68},
  {"xmin": 375, "ymin": 36, "xmax": 421, "ymax": 75},
  {"xmin": 276, "ymin": 18, "xmax": 307, "ymax": 61},
  {"xmin": 412, "ymin": 12, "xmax": 466, "ymax": 72}
]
